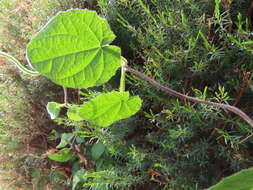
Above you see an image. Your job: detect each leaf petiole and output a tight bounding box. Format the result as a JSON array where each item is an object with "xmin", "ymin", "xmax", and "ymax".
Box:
[
  {"xmin": 0, "ymin": 51, "xmax": 40, "ymax": 76},
  {"xmin": 119, "ymin": 56, "xmax": 128, "ymax": 92}
]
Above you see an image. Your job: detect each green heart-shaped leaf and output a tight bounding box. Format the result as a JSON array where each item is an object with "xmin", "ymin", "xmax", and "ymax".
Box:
[
  {"xmin": 48, "ymin": 148, "xmax": 75, "ymax": 162},
  {"xmin": 27, "ymin": 9, "xmax": 121, "ymax": 88},
  {"xmin": 46, "ymin": 102, "xmax": 63, "ymax": 119},
  {"xmin": 56, "ymin": 133, "xmax": 75, "ymax": 149},
  {"xmin": 69, "ymin": 91, "xmax": 141, "ymax": 127}
]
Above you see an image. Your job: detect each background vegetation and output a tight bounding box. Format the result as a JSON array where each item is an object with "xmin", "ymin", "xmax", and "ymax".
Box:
[{"xmin": 1, "ymin": 0, "xmax": 253, "ymax": 189}]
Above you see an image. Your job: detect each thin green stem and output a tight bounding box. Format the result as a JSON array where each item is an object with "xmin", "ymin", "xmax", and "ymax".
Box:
[
  {"xmin": 0, "ymin": 51, "xmax": 40, "ymax": 76},
  {"xmin": 119, "ymin": 57, "xmax": 127, "ymax": 92}
]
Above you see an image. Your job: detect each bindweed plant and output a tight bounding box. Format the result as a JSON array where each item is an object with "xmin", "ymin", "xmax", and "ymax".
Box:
[
  {"xmin": 1, "ymin": 9, "xmax": 142, "ymax": 128},
  {"xmin": 1, "ymin": 8, "xmax": 253, "ymax": 189},
  {"xmin": 1, "ymin": 9, "xmax": 253, "ymax": 140}
]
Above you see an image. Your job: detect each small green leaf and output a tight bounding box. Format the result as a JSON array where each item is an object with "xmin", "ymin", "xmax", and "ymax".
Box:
[
  {"xmin": 48, "ymin": 148, "xmax": 75, "ymax": 162},
  {"xmin": 67, "ymin": 105, "xmax": 83, "ymax": 121},
  {"xmin": 72, "ymin": 169, "xmax": 86, "ymax": 190},
  {"xmin": 241, "ymin": 41, "xmax": 253, "ymax": 45},
  {"xmin": 56, "ymin": 133, "xmax": 75, "ymax": 148},
  {"xmin": 91, "ymin": 142, "xmax": 105, "ymax": 160},
  {"xmin": 76, "ymin": 136, "xmax": 85, "ymax": 144},
  {"xmin": 50, "ymin": 171, "xmax": 67, "ymax": 183},
  {"xmin": 27, "ymin": 9, "xmax": 121, "ymax": 88},
  {"xmin": 78, "ymin": 91, "xmax": 142, "ymax": 127},
  {"xmin": 72, "ymin": 161, "xmax": 80, "ymax": 174},
  {"xmin": 46, "ymin": 102, "xmax": 63, "ymax": 119},
  {"xmin": 29, "ymin": 167, "xmax": 41, "ymax": 179},
  {"xmin": 208, "ymin": 167, "xmax": 253, "ymax": 190}
]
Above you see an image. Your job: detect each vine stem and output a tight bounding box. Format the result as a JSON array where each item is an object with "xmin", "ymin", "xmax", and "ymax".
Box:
[
  {"xmin": 0, "ymin": 51, "xmax": 39, "ymax": 76},
  {"xmin": 125, "ymin": 66, "xmax": 253, "ymax": 144},
  {"xmin": 119, "ymin": 57, "xmax": 127, "ymax": 92},
  {"xmin": 63, "ymin": 87, "xmax": 68, "ymax": 104}
]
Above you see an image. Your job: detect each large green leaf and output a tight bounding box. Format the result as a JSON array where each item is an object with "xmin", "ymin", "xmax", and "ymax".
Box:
[
  {"xmin": 27, "ymin": 9, "xmax": 121, "ymax": 88},
  {"xmin": 69, "ymin": 91, "xmax": 141, "ymax": 127},
  {"xmin": 208, "ymin": 167, "xmax": 253, "ymax": 190}
]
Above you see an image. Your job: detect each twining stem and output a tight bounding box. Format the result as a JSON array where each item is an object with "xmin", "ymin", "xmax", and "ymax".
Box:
[
  {"xmin": 125, "ymin": 66, "xmax": 253, "ymax": 143},
  {"xmin": 119, "ymin": 57, "xmax": 128, "ymax": 92},
  {"xmin": 0, "ymin": 51, "xmax": 39, "ymax": 76}
]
